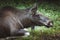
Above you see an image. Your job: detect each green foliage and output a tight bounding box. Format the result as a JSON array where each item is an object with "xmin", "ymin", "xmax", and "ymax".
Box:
[
  {"xmin": 0, "ymin": 1, "xmax": 60, "ymax": 40},
  {"xmin": 38, "ymin": 2, "xmax": 60, "ymax": 30},
  {"xmin": 24, "ymin": 2, "xmax": 60, "ymax": 40}
]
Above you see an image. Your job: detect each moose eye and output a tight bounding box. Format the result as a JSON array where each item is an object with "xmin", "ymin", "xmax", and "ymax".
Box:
[
  {"xmin": 34, "ymin": 14, "xmax": 39, "ymax": 17},
  {"xmin": 33, "ymin": 14, "xmax": 40, "ymax": 20}
]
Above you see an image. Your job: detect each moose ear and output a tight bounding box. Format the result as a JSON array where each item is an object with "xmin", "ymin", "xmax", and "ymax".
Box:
[{"xmin": 30, "ymin": 3, "xmax": 37, "ymax": 15}]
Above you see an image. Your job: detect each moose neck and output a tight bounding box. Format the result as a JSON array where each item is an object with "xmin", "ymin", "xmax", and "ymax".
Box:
[
  {"xmin": 16, "ymin": 10, "xmax": 34, "ymax": 28},
  {"xmin": 20, "ymin": 18, "xmax": 34, "ymax": 28}
]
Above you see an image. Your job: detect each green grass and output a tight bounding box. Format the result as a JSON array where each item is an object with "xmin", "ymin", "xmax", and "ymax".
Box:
[
  {"xmin": 0, "ymin": 2, "xmax": 60, "ymax": 40},
  {"xmin": 15, "ymin": 2, "xmax": 60, "ymax": 40}
]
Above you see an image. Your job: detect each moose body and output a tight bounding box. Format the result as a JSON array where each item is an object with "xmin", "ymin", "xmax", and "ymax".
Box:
[{"xmin": 0, "ymin": 4, "xmax": 53, "ymax": 38}]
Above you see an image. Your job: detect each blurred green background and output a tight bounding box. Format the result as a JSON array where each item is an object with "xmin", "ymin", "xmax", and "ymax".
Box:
[{"xmin": 0, "ymin": 0, "xmax": 60, "ymax": 40}]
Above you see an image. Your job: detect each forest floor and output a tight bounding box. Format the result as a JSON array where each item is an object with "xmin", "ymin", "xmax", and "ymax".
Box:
[
  {"xmin": 0, "ymin": 1, "xmax": 60, "ymax": 40},
  {"xmin": 15, "ymin": 2, "xmax": 60, "ymax": 40}
]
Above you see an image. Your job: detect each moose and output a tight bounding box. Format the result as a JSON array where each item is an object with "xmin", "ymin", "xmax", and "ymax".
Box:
[{"xmin": 0, "ymin": 4, "xmax": 53, "ymax": 38}]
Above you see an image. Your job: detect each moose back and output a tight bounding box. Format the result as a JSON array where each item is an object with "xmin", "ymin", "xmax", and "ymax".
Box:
[{"xmin": 0, "ymin": 4, "xmax": 53, "ymax": 38}]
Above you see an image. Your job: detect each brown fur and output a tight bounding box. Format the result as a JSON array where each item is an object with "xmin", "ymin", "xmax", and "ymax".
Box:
[{"xmin": 0, "ymin": 5, "xmax": 53, "ymax": 38}]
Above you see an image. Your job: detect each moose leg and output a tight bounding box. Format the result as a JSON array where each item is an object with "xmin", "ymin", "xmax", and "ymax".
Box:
[
  {"xmin": 6, "ymin": 29, "xmax": 30, "ymax": 40},
  {"xmin": 11, "ymin": 29, "xmax": 30, "ymax": 37}
]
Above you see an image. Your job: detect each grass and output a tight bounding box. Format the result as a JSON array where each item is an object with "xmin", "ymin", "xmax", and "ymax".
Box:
[
  {"xmin": 0, "ymin": 2, "xmax": 60, "ymax": 40},
  {"xmin": 16, "ymin": 2, "xmax": 60, "ymax": 40}
]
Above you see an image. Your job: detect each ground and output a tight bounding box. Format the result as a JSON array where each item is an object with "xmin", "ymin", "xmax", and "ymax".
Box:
[{"xmin": 0, "ymin": 1, "xmax": 60, "ymax": 40}]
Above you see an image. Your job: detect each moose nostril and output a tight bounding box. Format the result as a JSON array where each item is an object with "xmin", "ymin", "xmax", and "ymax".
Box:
[
  {"xmin": 48, "ymin": 22, "xmax": 53, "ymax": 26},
  {"xmin": 50, "ymin": 23, "xmax": 53, "ymax": 25}
]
